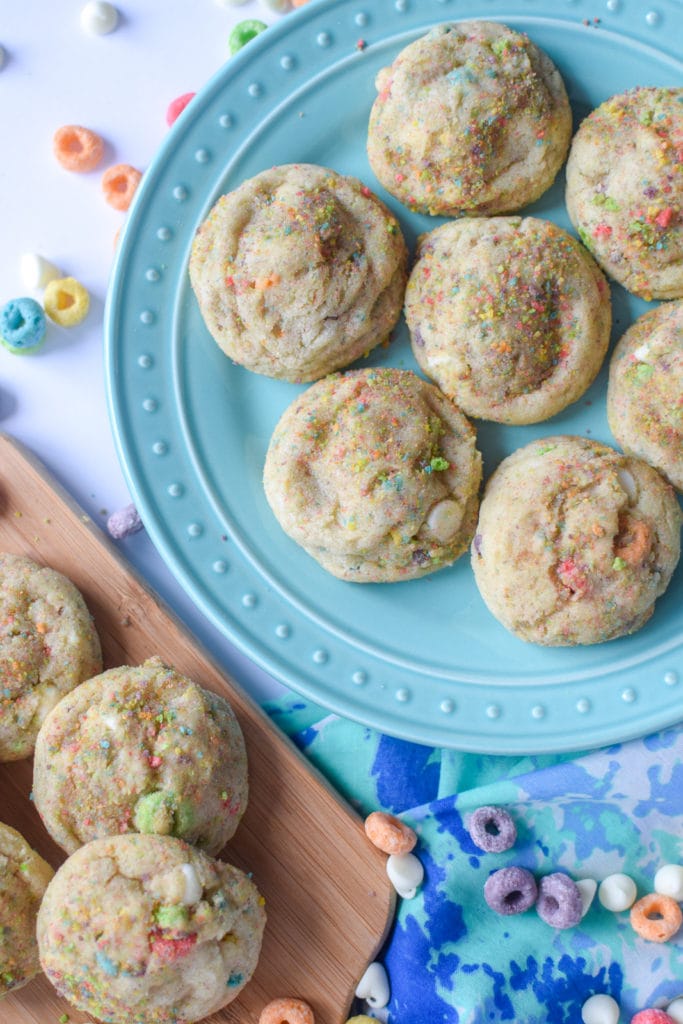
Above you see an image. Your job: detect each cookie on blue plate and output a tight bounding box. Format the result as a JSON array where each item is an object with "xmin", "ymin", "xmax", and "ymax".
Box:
[
  {"xmin": 264, "ymin": 368, "xmax": 483, "ymax": 582},
  {"xmin": 566, "ymin": 86, "xmax": 683, "ymax": 300},
  {"xmin": 472, "ymin": 436, "xmax": 681, "ymax": 645},
  {"xmin": 189, "ymin": 163, "xmax": 408, "ymax": 382},
  {"xmin": 367, "ymin": 21, "xmax": 572, "ymax": 217}
]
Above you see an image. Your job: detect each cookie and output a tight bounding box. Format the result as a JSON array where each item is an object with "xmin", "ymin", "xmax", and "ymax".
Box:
[
  {"xmin": 0, "ymin": 821, "xmax": 54, "ymax": 996},
  {"xmin": 33, "ymin": 656, "xmax": 248, "ymax": 856},
  {"xmin": 406, "ymin": 216, "xmax": 612, "ymax": 424},
  {"xmin": 189, "ymin": 163, "xmax": 408, "ymax": 382},
  {"xmin": 367, "ymin": 21, "xmax": 571, "ymax": 217},
  {"xmin": 607, "ymin": 301, "xmax": 683, "ymax": 492},
  {"xmin": 471, "ymin": 436, "xmax": 681, "ymax": 645},
  {"xmin": 565, "ymin": 86, "xmax": 683, "ymax": 300},
  {"xmin": 37, "ymin": 834, "xmax": 266, "ymax": 1024},
  {"xmin": 0, "ymin": 553, "xmax": 102, "ymax": 762},
  {"xmin": 263, "ymin": 368, "xmax": 482, "ymax": 582}
]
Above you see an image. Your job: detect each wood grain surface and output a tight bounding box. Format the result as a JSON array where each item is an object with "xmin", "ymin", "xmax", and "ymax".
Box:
[{"xmin": 0, "ymin": 432, "xmax": 395, "ymax": 1024}]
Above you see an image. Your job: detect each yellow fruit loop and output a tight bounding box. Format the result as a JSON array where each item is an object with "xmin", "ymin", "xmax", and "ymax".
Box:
[{"xmin": 43, "ymin": 277, "xmax": 90, "ymax": 327}]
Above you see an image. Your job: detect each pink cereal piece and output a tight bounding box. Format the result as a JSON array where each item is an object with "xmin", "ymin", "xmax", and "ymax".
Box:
[
  {"xmin": 631, "ymin": 1011, "xmax": 677, "ymax": 1024},
  {"xmin": 102, "ymin": 162, "xmax": 142, "ymax": 211},
  {"xmin": 149, "ymin": 930, "xmax": 197, "ymax": 962},
  {"xmin": 630, "ymin": 893, "xmax": 683, "ymax": 943},
  {"xmin": 655, "ymin": 207, "xmax": 674, "ymax": 229},
  {"xmin": 53, "ymin": 124, "xmax": 105, "ymax": 172},
  {"xmin": 259, "ymin": 997, "xmax": 315, "ymax": 1024},
  {"xmin": 107, "ymin": 502, "xmax": 143, "ymax": 539},
  {"xmin": 166, "ymin": 92, "xmax": 196, "ymax": 127},
  {"xmin": 364, "ymin": 810, "xmax": 417, "ymax": 856}
]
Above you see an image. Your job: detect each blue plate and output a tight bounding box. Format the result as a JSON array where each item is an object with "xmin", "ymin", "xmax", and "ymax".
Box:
[{"xmin": 105, "ymin": 0, "xmax": 683, "ymax": 754}]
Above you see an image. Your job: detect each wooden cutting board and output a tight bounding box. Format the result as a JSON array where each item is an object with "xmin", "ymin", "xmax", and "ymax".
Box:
[{"xmin": 0, "ymin": 432, "xmax": 396, "ymax": 1024}]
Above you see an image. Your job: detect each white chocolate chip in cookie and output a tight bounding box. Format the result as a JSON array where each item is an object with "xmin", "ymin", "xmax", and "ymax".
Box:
[
  {"xmin": 426, "ymin": 499, "xmax": 463, "ymax": 543},
  {"xmin": 180, "ymin": 862, "xmax": 203, "ymax": 906}
]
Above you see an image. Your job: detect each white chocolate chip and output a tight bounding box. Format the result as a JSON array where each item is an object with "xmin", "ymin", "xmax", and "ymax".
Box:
[
  {"xmin": 151, "ymin": 864, "xmax": 200, "ymax": 904},
  {"xmin": 180, "ymin": 862, "xmax": 203, "ymax": 906},
  {"xmin": 632, "ymin": 344, "xmax": 651, "ymax": 363},
  {"xmin": 666, "ymin": 997, "xmax": 683, "ymax": 1024},
  {"xmin": 426, "ymin": 499, "xmax": 461, "ymax": 542},
  {"xmin": 617, "ymin": 468, "xmax": 637, "ymax": 503},
  {"xmin": 598, "ymin": 873, "xmax": 637, "ymax": 912},
  {"xmin": 386, "ymin": 851, "xmax": 424, "ymax": 899},
  {"xmin": 581, "ymin": 993, "xmax": 620, "ymax": 1024},
  {"xmin": 576, "ymin": 878, "xmax": 598, "ymax": 918},
  {"xmin": 80, "ymin": 1, "xmax": 119, "ymax": 34},
  {"xmin": 20, "ymin": 253, "xmax": 62, "ymax": 291},
  {"xmin": 100, "ymin": 713, "xmax": 120, "ymax": 734},
  {"xmin": 355, "ymin": 961, "xmax": 390, "ymax": 1009},
  {"xmin": 654, "ymin": 863, "xmax": 683, "ymax": 901}
]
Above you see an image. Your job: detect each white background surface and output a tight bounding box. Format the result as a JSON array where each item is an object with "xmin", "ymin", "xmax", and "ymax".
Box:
[{"xmin": 1, "ymin": 0, "xmax": 291, "ymax": 703}]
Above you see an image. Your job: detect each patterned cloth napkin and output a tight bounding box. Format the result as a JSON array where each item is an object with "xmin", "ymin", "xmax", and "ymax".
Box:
[{"xmin": 266, "ymin": 693, "xmax": 683, "ymax": 1023}]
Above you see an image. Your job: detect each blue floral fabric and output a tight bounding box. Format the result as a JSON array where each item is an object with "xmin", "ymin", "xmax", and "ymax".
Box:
[{"xmin": 266, "ymin": 695, "xmax": 683, "ymax": 1022}]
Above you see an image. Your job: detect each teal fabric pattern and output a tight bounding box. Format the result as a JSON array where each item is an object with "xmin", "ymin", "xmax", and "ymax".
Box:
[{"xmin": 267, "ymin": 694, "xmax": 683, "ymax": 1022}]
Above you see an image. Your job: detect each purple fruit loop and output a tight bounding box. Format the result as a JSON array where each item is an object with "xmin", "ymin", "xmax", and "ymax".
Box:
[
  {"xmin": 484, "ymin": 866, "xmax": 538, "ymax": 916},
  {"xmin": 537, "ymin": 872, "xmax": 583, "ymax": 929},
  {"xmin": 468, "ymin": 805, "xmax": 517, "ymax": 853}
]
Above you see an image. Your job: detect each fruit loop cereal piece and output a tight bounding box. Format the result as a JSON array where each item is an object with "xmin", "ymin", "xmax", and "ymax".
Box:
[
  {"xmin": 355, "ymin": 961, "xmax": 390, "ymax": 1008},
  {"xmin": 468, "ymin": 805, "xmax": 517, "ymax": 853},
  {"xmin": 581, "ymin": 993, "xmax": 620, "ymax": 1024},
  {"xmin": 20, "ymin": 253, "xmax": 61, "ymax": 291},
  {"xmin": 364, "ymin": 810, "xmax": 417, "ymax": 856},
  {"xmin": 229, "ymin": 19, "xmax": 268, "ymax": 54},
  {"xmin": 655, "ymin": 864, "xmax": 683, "ymax": 901},
  {"xmin": 43, "ymin": 277, "xmax": 90, "ymax": 327},
  {"xmin": 166, "ymin": 92, "xmax": 196, "ymax": 127},
  {"xmin": 386, "ymin": 852, "xmax": 424, "ymax": 899},
  {"xmin": 292, "ymin": 0, "xmax": 312, "ymax": 7},
  {"xmin": 106, "ymin": 503, "xmax": 143, "ymax": 539},
  {"xmin": 80, "ymin": 0, "xmax": 119, "ymax": 34},
  {"xmin": 630, "ymin": 893, "xmax": 683, "ymax": 943},
  {"xmin": 536, "ymin": 873, "xmax": 583, "ymax": 929},
  {"xmin": 631, "ymin": 1012, "xmax": 678, "ymax": 1024},
  {"xmin": 102, "ymin": 163, "xmax": 142, "ymax": 211},
  {"xmin": 260, "ymin": 0, "xmax": 291, "ymax": 9},
  {"xmin": 598, "ymin": 872, "xmax": 638, "ymax": 912},
  {"xmin": 0, "ymin": 297, "xmax": 47, "ymax": 354},
  {"xmin": 484, "ymin": 866, "xmax": 537, "ymax": 916},
  {"xmin": 53, "ymin": 124, "xmax": 105, "ymax": 173},
  {"xmin": 259, "ymin": 997, "xmax": 315, "ymax": 1024}
]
